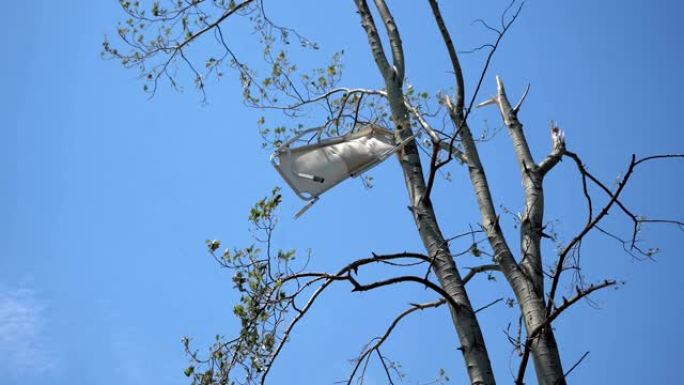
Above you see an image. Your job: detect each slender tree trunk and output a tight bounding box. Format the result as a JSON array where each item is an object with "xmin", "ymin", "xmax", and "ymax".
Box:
[
  {"xmin": 354, "ymin": 1, "xmax": 496, "ymax": 383},
  {"xmin": 491, "ymin": 78, "xmax": 566, "ymax": 385},
  {"xmin": 459, "ymin": 116, "xmax": 566, "ymax": 385},
  {"xmin": 442, "ymin": 81, "xmax": 567, "ymax": 385},
  {"xmin": 512, "ymin": 272, "xmax": 565, "ymax": 385},
  {"xmin": 356, "ymin": 1, "xmax": 565, "ymax": 383},
  {"xmin": 393, "ymin": 95, "xmax": 495, "ymax": 385}
]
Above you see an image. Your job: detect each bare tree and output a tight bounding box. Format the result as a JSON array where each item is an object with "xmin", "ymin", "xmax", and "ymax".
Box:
[{"xmin": 106, "ymin": 1, "xmax": 683, "ymax": 385}]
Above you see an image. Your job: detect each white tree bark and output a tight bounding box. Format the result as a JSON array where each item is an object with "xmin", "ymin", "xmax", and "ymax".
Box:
[
  {"xmin": 445, "ymin": 94, "xmax": 565, "ymax": 385},
  {"xmin": 426, "ymin": 0, "xmax": 567, "ymax": 381},
  {"xmin": 354, "ymin": 1, "xmax": 496, "ymax": 384}
]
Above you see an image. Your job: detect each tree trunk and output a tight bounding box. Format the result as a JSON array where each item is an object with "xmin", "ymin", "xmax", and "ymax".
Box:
[
  {"xmin": 394, "ymin": 99, "xmax": 496, "ymax": 385},
  {"xmin": 512, "ymin": 273, "xmax": 566, "ymax": 385},
  {"xmin": 457, "ymin": 118, "xmax": 566, "ymax": 385},
  {"xmin": 491, "ymin": 78, "xmax": 566, "ymax": 385},
  {"xmin": 353, "ymin": 1, "xmax": 497, "ymax": 383}
]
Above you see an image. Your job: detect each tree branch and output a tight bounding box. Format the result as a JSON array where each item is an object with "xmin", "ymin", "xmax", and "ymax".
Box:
[
  {"xmin": 347, "ymin": 299, "xmax": 446, "ymax": 385},
  {"xmin": 373, "ymin": 0, "xmax": 405, "ymax": 81},
  {"xmin": 538, "ymin": 122, "xmax": 565, "ymax": 176},
  {"xmin": 443, "ymin": 95, "xmax": 519, "ymax": 275},
  {"xmin": 547, "ymin": 155, "xmax": 635, "ymax": 314},
  {"xmin": 354, "ymin": 0, "xmax": 393, "ymax": 79},
  {"xmin": 517, "ymin": 280, "xmax": 616, "ymax": 385},
  {"xmin": 560, "ymin": 351, "xmax": 590, "ymax": 383},
  {"xmin": 479, "ymin": 75, "xmax": 544, "ymax": 295},
  {"xmin": 463, "ymin": 264, "xmax": 500, "ymax": 284},
  {"xmin": 544, "ymin": 280, "xmax": 617, "ymax": 332},
  {"xmin": 348, "ymin": 275, "xmax": 468, "ymax": 312},
  {"xmin": 403, "ymin": 98, "xmax": 468, "ymax": 163},
  {"xmin": 474, "ymin": 297, "xmax": 503, "ymax": 314},
  {"xmin": 427, "ymin": 0, "xmax": 465, "ymax": 114},
  {"xmin": 464, "ymin": 1, "xmax": 524, "ymax": 120},
  {"xmin": 176, "ymin": 1, "xmax": 255, "ymax": 51}
]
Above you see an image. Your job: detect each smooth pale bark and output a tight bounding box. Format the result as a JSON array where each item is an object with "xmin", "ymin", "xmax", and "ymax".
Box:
[
  {"xmin": 428, "ymin": 0, "xmax": 568, "ymax": 378},
  {"xmin": 459, "ymin": 110, "xmax": 565, "ymax": 385},
  {"xmin": 489, "ymin": 78, "xmax": 566, "ymax": 385},
  {"xmin": 354, "ymin": 1, "xmax": 496, "ymax": 384},
  {"xmin": 445, "ymin": 93, "xmax": 566, "ymax": 385},
  {"xmin": 491, "ymin": 77, "xmax": 544, "ymax": 297}
]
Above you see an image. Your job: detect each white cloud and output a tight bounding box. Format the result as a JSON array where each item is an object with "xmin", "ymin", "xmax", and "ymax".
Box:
[{"xmin": 0, "ymin": 287, "xmax": 57, "ymax": 376}]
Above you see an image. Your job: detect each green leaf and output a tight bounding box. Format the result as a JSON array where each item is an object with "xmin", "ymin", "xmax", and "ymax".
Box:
[
  {"xmin": 184, "ymin": 366, "xmax": 195, "ymax": 377},
  {"xmin": 207, "ymin": 239, "xmax": 221, "ymax": 252}
]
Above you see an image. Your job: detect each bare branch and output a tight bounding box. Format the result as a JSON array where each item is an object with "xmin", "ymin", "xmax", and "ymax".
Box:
[
  {"xmin": 480, "ymin": 75, "xmax": 544, "ymax": 294},
  {"xmin": 562, "ymin": 351, "xmax": 590, "ymax": 382},
  {"xmin": 472, "ymin": 18, "xmax": 502, "ymax": 35},
  {"xmin": 349, "ymin": 275, "xmax": 467, "ymax": 312},
  {"xmin": 428, "ymin": 0, "xmax": 465, "ymax": 113},
  {"xmin": 512, "ymin": 83, "xmax": 530, "ymax": 113},
  {"xmin": 423, "ymin": 141, "xmax": 442, "ymax": 202},
  {"xmin": 634, "ymin": 153, "xmax": 684, "ymax": 166},
  {"xmin": 403, "ymin": 98, "xmax": 468, "ymax": 163},
  {"xmin": 475, "ymin": 297, "xmax": 504, "ymax": 314},
  {"xmin": 639, "ymin": 219, "xmax": 684, "ymax": 228},
  {"xmin": 547, "ymin": 155, "xmax": 637, "ymax": 314},
  {"xmin": 464, "ymin": 1, "xmax": 525, "ymax": 121},
  {"xmin": 346, "ymin": 299, "xmax": 446, "ymax": 385},
  {"xmin": 545, "ymin": 280, "xmax": 617, "ymax": 329},
  {"xmin": 463, "ymin": 264, "xmax": 501, "ymax": 284},
  {"xmin": 538, "ymin": 123, "xmax": 565, "ymax": 176},
  {"xmin": 517, "ymin": 280, "xmax": 616, "ymax": 385},
  {"xmin": 373, "ymin": 0, "xmax": 405, "ymax": 81}
]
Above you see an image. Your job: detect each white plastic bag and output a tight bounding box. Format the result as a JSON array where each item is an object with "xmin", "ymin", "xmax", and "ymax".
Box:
[{"xmin": 271, "ymin": 125, "xmax": 404, "ymax": 216}]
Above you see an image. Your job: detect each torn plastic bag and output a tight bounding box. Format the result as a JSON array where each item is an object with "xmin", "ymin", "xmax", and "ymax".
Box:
[{"xmin": 271, "ymin": 124, "xmax": 408, "ymax": 217}]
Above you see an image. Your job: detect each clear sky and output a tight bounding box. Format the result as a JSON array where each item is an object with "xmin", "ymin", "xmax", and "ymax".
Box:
[{"xmin": 2, "ymin": 1, "xmax": 683, "ymax": 384}]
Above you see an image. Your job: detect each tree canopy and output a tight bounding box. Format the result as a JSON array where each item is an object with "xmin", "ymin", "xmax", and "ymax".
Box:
[{"xmin": 103, "ymin": 1, "xmax": 684, "ymax": 385}]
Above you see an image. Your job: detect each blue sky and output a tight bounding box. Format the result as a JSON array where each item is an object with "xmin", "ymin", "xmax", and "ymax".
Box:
[{"xmin": 1, "ymin": 1, "xmax": 683, "ymax": 384}]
